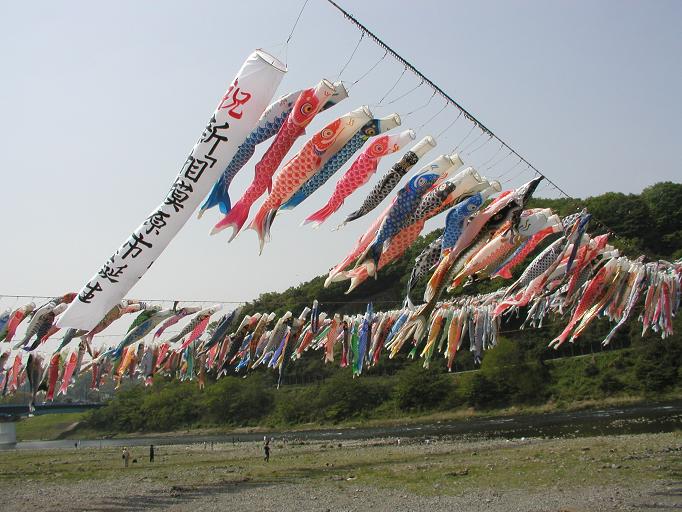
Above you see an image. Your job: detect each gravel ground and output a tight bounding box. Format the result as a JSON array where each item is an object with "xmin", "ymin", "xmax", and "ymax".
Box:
[
  {"xmin": 3, "ymin": 477, "xmax": 681, "ymax": 512},
  {"xmin": 2, "ymin": 433, "xmax": 681, "ymax": 511}
]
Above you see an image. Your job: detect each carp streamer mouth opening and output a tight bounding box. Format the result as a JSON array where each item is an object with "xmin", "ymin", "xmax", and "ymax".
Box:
[
  {"xmin": 321, "ymin": 78, "xmax": 336, "ymax": 91},
  {"xmin": 254, "ymin": 49, "xmax": 287, "ymax": 73}
]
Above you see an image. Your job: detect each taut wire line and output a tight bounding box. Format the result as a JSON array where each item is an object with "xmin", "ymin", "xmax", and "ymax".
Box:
[
  {"xmin": 375, "ymin": 66, "xmax": 407, "ymax": 105},
  {"xmin": 417, "ymin": 98, "xmax": 447, "ymax": 131},
  {"xmin": 465, "ymin": 133, "xmax": 494, "ymax": 156},
  {"xmin": 452, "ymin": 123, "xmax": 478, "ymax": 151},
  {"xmin": 479, "ymin": 142, "xmax": 505, "ymax": 168},
  {"xmin": 348, "ymin": 49, "xmax": 388, "ymax": 90},
  {"xmin": 435, "ymin": 111, "xmax": 462, "ymax": 139},
  {"xmin": 336, "ymin": 32, "xmax": 364, "ymax": 80}
]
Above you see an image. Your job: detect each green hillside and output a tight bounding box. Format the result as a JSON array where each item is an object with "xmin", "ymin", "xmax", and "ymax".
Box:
[
  {"xmin": 73, "ymin": 182, "xmax": 682, "ymax": 436},
  {"xmin": 241, "ymin": 181, "xmax": 682, "ymax": 318}
]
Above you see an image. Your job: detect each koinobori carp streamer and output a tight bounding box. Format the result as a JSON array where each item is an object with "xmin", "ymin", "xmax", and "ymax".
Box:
[{"xmin": 59, "ymin": 50, "xmax": 287, "ymax": 331}]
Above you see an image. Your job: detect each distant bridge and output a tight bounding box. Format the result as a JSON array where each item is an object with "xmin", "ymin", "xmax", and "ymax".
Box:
[{"xmin": 0, "ymin": 402, "xmax": 103, "ymax": 420}]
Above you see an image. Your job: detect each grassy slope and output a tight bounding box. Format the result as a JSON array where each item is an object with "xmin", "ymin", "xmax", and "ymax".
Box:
[{"xmin": 14, "ymin": 412, "xmax": 87, "ymax": 442}]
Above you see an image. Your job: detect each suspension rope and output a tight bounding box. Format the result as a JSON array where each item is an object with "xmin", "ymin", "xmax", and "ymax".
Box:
[
  {"xmin": 417, "ymin": 99, "xmax": 447, "ymax": 131},
  {"xmin": 479, "ymin": 142, "xmax": 505, "ymax": 168},
  {"xmin": 435, "ymin": 109, "xmax": 462, "ymax": 139},
  {"xmin": 452, "ymin": 123, "xmax": 477, "ymax": 151},
  {"xmin": 375, "ymin": 66, "xmax": 406, "ymax": 105},
  {"xmin": 485, "ymin": 148, "xmax": 514, "ymax": 171},
  {"xmin": 378, "ymin": 77, "xmax": 424, "ymax": 107},
  {"xmin": 324, "ymin": 0, "xmax": 640, "ymax": 251},
  {"xmin": 405, "ymin": 89, "xmax": 436, "ymax": 118},
  {"xmin": 465, "ymin": 133, "xmax": 494, "ymax": 156},
  {"xmin": 283, "ymin": 0, "xmax": 310, "ymax": 65},
  {"xmin": 348, "ymin": 49, "xmax": 387, "ymax": 90},
  {"xmin": 286, "ymin": 0, "xmax": 309, "ymax": 44},
  {"xmin": 336, "ymin": 32, "xmax": 364, "ymax": 80}
]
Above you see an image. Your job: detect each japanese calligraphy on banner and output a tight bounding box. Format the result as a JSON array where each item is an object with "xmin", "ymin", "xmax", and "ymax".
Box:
[{"xmin": 58, "ymin": 50, "xmax": 286, "ymax": 330}]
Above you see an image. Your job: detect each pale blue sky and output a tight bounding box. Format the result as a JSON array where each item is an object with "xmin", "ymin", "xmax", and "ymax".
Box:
[{"xmin": 1, "ymin": 0, "xmax": 680, "ymax": 308}]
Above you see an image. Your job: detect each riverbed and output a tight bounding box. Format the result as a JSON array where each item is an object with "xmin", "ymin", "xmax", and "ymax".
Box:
[
  {"xmin": 14, "ymin": 399, "xmax": 682, "ymax": 450},
  {"xmin": 1, "ymin": 431, "xmax": 680, "ymax": 511}
]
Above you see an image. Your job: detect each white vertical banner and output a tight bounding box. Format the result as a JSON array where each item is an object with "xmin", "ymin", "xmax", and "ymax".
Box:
[{"xmin": 58, "ymin": 50, "xmax": 286, "ymax": 330}]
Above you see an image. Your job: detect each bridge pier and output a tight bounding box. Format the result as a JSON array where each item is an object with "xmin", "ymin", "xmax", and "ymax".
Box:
[{"xmin": 0, "ymin": 421, "xmax": 17, "ymax": 450}]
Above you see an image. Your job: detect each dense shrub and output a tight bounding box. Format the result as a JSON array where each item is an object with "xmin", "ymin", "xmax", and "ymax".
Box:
[
  {"xmin": 317, "ymin": 372, "xmax": 391, "ymax": 421},
  {"xmin": 635, "ymin": 340, "xmax": 682, "ymax": 393},
  {"xmin": 83, "ymin": 303, "xmax": 681, "ymax": 432},
  {"xmin": 394, "ymin": 364, "xmax": 452, "ymax": 411},
  {"xmin": 584, "ymin": 360, "xmax": 600, "ymax": 377},
  {"xmin": 598, "ymin": 372, "xmax": 625, "ymax": 395},
  {"xmin": 140, "ymin": 382, "xmax": 202, "ymax": 431},
  {"xmin": 466, "ymin": 373, "xmax": 498, "ymax": 408},
  {"xmin": 202, "ymin": 374, "xmax": 274, "ymax": 425},
  {"xmin": 467, "ymin": 338, "xmax": 550, "ymax": 407},
  {"xmin": 271, "ymin": 386, "xmax": 320, "ymax": 425}
]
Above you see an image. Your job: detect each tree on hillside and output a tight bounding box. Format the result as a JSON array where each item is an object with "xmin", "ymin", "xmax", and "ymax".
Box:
[
  {"xmin": 640, "ymin": 182, "xmax": 682, "ymax": 257},
  {"xmin": 584, "ymin": 192, "xmax": 656, "ymax": 254}
]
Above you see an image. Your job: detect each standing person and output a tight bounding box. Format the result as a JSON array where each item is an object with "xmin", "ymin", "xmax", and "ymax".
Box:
[
  {"xmin": 149, "ymin": 444, "xmax": 155, "ymax": 463},
  {"xmin": 263, "ymin": 439, "xmax": 270, "ymax": 463},
  {"xmin": 122, "ymin": 447, "xmax": 130, "ymax": 468}
]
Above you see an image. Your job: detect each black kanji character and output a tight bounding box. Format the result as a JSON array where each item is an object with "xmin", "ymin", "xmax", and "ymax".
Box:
[
  {"xmin": 98, "ymin": 261, "xmax": 128, "ymax": 283},
  {"xmin": 78, "ymin": 281, "xmax": 103, "ymax": 304},
  {"xmin": 145, "ymin": 209, "xmax": 171, "ymax": 235},
  {"xmin": 121, "ymin": 232, "xmax": 153, "ymax": 260}
]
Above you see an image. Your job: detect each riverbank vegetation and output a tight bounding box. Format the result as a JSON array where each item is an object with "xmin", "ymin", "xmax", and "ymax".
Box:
[
  {"xmin": 78, "ymin": 326, "xmax": 681, "ymax": 436},
  {"xmin": 77, "ymin": 183, "xmax": 682, "ymax": 436},
  {"xmin": 13, "ymin": 183, "xmax": 682, "ymax": 440}
]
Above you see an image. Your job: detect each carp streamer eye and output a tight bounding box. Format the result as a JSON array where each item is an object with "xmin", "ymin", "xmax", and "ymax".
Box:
[
  {"xmin": 322, "ymin": 128, "xmax": 335, "ymax": 139},
  {"xmin": 373, "ymin": 143, "xmax": 385, "ymax": 153},
  {"xmin": 365, "ymin": 127, "xmax": 376, "ymax": 136},
  {"xmin": 300, "ymin": 103, "xmax": 314, "ymax": 115}
]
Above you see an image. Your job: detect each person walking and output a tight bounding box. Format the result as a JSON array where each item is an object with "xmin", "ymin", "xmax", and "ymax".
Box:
[
  {"xmin": 122, "ymin": 447, "xmax": 130, "ymax": 468},
  {"xmin": 149, "ymin": 444, "xmax": 154, "ymax": 463},
  {"xmin": 263, "ymin": 439, "xmax": 270, "ymax": 463}
]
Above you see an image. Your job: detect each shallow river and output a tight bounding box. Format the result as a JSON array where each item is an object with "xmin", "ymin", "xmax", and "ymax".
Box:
[{"xmin": 15, "ymin": 400, "xmax": 682, "ymax": 450}]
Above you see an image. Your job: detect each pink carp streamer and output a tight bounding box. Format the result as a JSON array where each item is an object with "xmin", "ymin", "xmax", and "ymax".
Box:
[
  {"xmin": 248, "ymin": 107, "xmax": 373, "ymax": 253},
  {"xmin": 212, "ymin": 80, "xmax": 338, "ymax": 241},
  {"xmin": 304, "ymin": 129, "xmax": 416, "ymax": 227}
]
